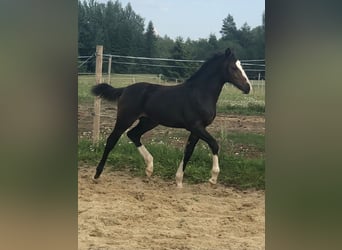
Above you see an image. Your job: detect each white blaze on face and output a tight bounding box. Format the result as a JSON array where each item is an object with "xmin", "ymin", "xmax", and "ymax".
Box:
[{"xmin": 236, "ymin": 60, "xmax": 252, "ymax": 91}]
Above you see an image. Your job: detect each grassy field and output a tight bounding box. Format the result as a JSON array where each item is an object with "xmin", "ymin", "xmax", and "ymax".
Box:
[
  {"xmin": 78, "ymin": 133, "xmax": 264, "ymax": 189},
  {"xmin": 78, "ymin": 73, "xmax": 265, "ymax": 189}
]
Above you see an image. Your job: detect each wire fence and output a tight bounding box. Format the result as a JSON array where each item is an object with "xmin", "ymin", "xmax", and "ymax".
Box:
[
  {"xmin": 78, "ymin": 46, "xmax": 265, "ymax": 144},
  {"xmin": 78, "ymin": 53, "xmax": 265, "ymax": 80}
]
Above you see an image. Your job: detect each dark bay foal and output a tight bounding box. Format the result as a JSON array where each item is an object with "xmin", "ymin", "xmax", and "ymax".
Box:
[{"xmin": 91, "ymin": 48, "xmax": 251, "ymax": 188}]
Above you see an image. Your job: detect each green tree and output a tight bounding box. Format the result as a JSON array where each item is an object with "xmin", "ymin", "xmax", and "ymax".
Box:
[
  {"xmin": 220, "ymin": 14, "xmax": 237, "ymax": 40},
  {"xmin": 78, "ymin": 1, "xmax": 92, "ymax": 55},
  {"xmin": 119, "ymin": 3, "xmax": 145, "ymax": 56},
  {"xmin": 164, "ymin": 37, "xmax": 192, "ymax": 80},
  {"xmin": 208, "ymin": 33, "xmax": 219, "ymax": 51},
  {"xmin": 103, "ymin": 0, "xmax": 122, "ymax": 53},
  {"xmin": 155, "ymin": 35, "xmax": 174, "ymax": 58},
  {"xmin": 145, "ymin": 21, "xmax": 157, "ymax": 57},
  {"xmin": 238, "ymin": 23, "xmax": 251, "ymax": 47},
  {"xmin": 78, "ymin": 1, "xmax": 264, "ymax": 75}
]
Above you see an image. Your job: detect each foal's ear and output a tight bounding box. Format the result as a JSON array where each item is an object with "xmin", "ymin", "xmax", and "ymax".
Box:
[{"xmin": 225, "ymin": 48, "xmax": 232, "ymax": 57}]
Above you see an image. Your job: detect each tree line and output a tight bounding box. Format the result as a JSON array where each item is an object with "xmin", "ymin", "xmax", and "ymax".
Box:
[{"xmin": 78, "ymin": 0, "xmax": 265, "ymax": 80}]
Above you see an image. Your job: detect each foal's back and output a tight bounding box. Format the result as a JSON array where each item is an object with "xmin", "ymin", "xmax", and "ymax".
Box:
[{"xmin": 118, "ymin": 82, "xmax": 191, "ymax": 128}]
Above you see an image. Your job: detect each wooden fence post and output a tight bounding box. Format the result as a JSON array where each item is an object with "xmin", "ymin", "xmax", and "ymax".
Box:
[
  {"xmin": 108, "ymin": 55, "xmax": 112, "ymax": 84},
  {"xmin": 93, "ymin": 45, "xmax": 103, "ymax": 144}
]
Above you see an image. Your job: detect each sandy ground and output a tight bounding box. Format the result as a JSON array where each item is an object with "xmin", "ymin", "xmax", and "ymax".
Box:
[
  {"xmin": 78, "ymin": 101, "xmax": 265, "ymax": 249},
  {"xmin": 78, "ymin": 167, "xmax": 265, "ymax": 250}
]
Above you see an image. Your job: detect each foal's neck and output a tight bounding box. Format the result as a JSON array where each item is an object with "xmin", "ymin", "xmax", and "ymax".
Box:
[{"xmin": 187, "ymin": 74, "xmax": 225, "ymax": 104}]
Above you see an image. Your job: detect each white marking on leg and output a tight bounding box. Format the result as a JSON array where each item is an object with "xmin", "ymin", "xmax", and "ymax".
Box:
[
  {"xmin": 175, "ymin": 161, "xmax": 184, "ymax": 188},
  {"xmin": 236, "ymin": 60, "xmax": 252, "ymax": 91},
  {"xmin": 137, "ymin": 145, "xmax": 153, "ymax": 177},
  {"xmin": 209, "ymin": 154, "xmax": 220, "ymax": 185}
]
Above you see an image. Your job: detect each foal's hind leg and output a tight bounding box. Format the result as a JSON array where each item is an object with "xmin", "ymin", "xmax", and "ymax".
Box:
[
  {"xmin": 94, "ymin": 116, "xmax": 137, "ymax": 179},
  {"xmin": 127, "ymin": 117, "xmax": 158, "ymax": 177}
]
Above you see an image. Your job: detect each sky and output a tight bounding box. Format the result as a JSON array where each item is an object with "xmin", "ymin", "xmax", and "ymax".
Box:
[{"xmin": 98, "ymin": 0, "xmax": 265, "ymax": 40}]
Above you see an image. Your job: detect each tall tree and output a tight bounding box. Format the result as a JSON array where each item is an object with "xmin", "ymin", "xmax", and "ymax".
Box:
[
  {"xmin": 208, "ymin": 33, "xmax": 219, "ymax": 51},
  {"xmin": 155, "ymin": 35, "xmax": 174, "ymax": 58},
  {"xmin": 78, "ymin": 1, "xmax": 92, "ymax": 55},
  {"xmin": 165, "ymin": 37, "xmax": 192, "ymax": 79},
  {"xmin": 145, "ymin": 21, "xmax": 157, "ymax": 57},
  {"xmin": 237, "ymin": 23, "xmax": 252, "ymax": 48},
  {"xmin": 103, "ymin": 0, "xmax": 122, "ymax": 53},
  {"xmin": 220, "ymin": 14, "xmax": 237, "ymax": 40},
  {"xmin": 119, "ymin": 3, "xmax": 145, "ymax": 56}
]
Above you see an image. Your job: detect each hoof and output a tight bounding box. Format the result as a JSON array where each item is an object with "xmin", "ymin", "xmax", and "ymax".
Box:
[
  {"xmin": 92, "ymin": 177, "xmax": 100, "ymax": 184},
  {"xmin": 208, "ymin": 178, "xmax": 217, "ymax": 185},
  {"xmin": 94, "ymin": 170, "xmax": 101, "ymax": 179},
  {"xmin": 176, "ymin": 181, "xmax": 183, "ymax": 188},
  {"xmin": 145, "ymin": 168, "xmax": 153, "ymax": 178}
]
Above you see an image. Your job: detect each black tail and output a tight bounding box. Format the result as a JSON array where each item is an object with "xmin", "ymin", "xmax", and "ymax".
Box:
[{"xmin": 91, "ymin": 83, "xmax": 125, "ymax": 102}]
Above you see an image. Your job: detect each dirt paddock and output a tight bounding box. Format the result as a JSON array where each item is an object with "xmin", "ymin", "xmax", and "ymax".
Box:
[
  {"xmin": 78, "ymin": 101, "xmax": 265, "ymax": 249},
  {"xmin": 78, "ymin": 166, "xmax": 264, "ymax": 250}
]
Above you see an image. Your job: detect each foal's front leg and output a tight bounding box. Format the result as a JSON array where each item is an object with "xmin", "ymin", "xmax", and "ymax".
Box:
[
  {"xmin": 137, "ymin": 145, "xmax": 154, "ymax": 177},
  {"xmin": 192, "ymin": 126, "xmax": 220, "ymax": 185},
  {"xmin": 209, "ymin": 154, "xmax": 220, "ymax": 185}
]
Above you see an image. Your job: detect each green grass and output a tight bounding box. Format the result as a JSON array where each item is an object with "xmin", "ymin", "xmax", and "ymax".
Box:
[
  {"xmin": 223, "ymin": 132, "xmax": 265, "ymax": 152},
  {"xmin": 78, "ymin": 74, "xmax": 265, "ymax": 116},
  {"xmin": 216, "ymin": 84, "xmax": 265, "ymax": 115},
  {"xmin": 78, "ymin": 132, "xmax": 265, "ymax": 190}
]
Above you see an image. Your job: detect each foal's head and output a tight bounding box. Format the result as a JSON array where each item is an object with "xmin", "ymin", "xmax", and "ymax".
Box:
[{"xmin": 222, "ymin": 48, "xmax": 251, "ymax": 94}]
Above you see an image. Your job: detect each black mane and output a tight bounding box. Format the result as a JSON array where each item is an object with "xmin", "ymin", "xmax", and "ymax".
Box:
[{"xmin": 184, "ymin": 52, "xmax": 225, "ymax": 84}]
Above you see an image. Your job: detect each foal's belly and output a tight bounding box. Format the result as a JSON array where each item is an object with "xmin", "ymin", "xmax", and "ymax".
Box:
[{"xmin": 143, "ymin": 111, "xmax": 186, "ymax": 129}]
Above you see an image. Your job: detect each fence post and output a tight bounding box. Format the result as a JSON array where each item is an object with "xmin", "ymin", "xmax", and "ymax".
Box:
[
  {"xmin": 93, "ymin": 45, "xmax": 103, "ymax": 144},
  {"xmin": 108, "ymin": 55, "xmax": 112, "ymax": 84}
]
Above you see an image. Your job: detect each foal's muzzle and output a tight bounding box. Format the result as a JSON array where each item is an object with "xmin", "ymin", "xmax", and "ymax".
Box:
[{"xmin": 242, "ymin": 84, "xmax": 251, "ymax": 94}]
